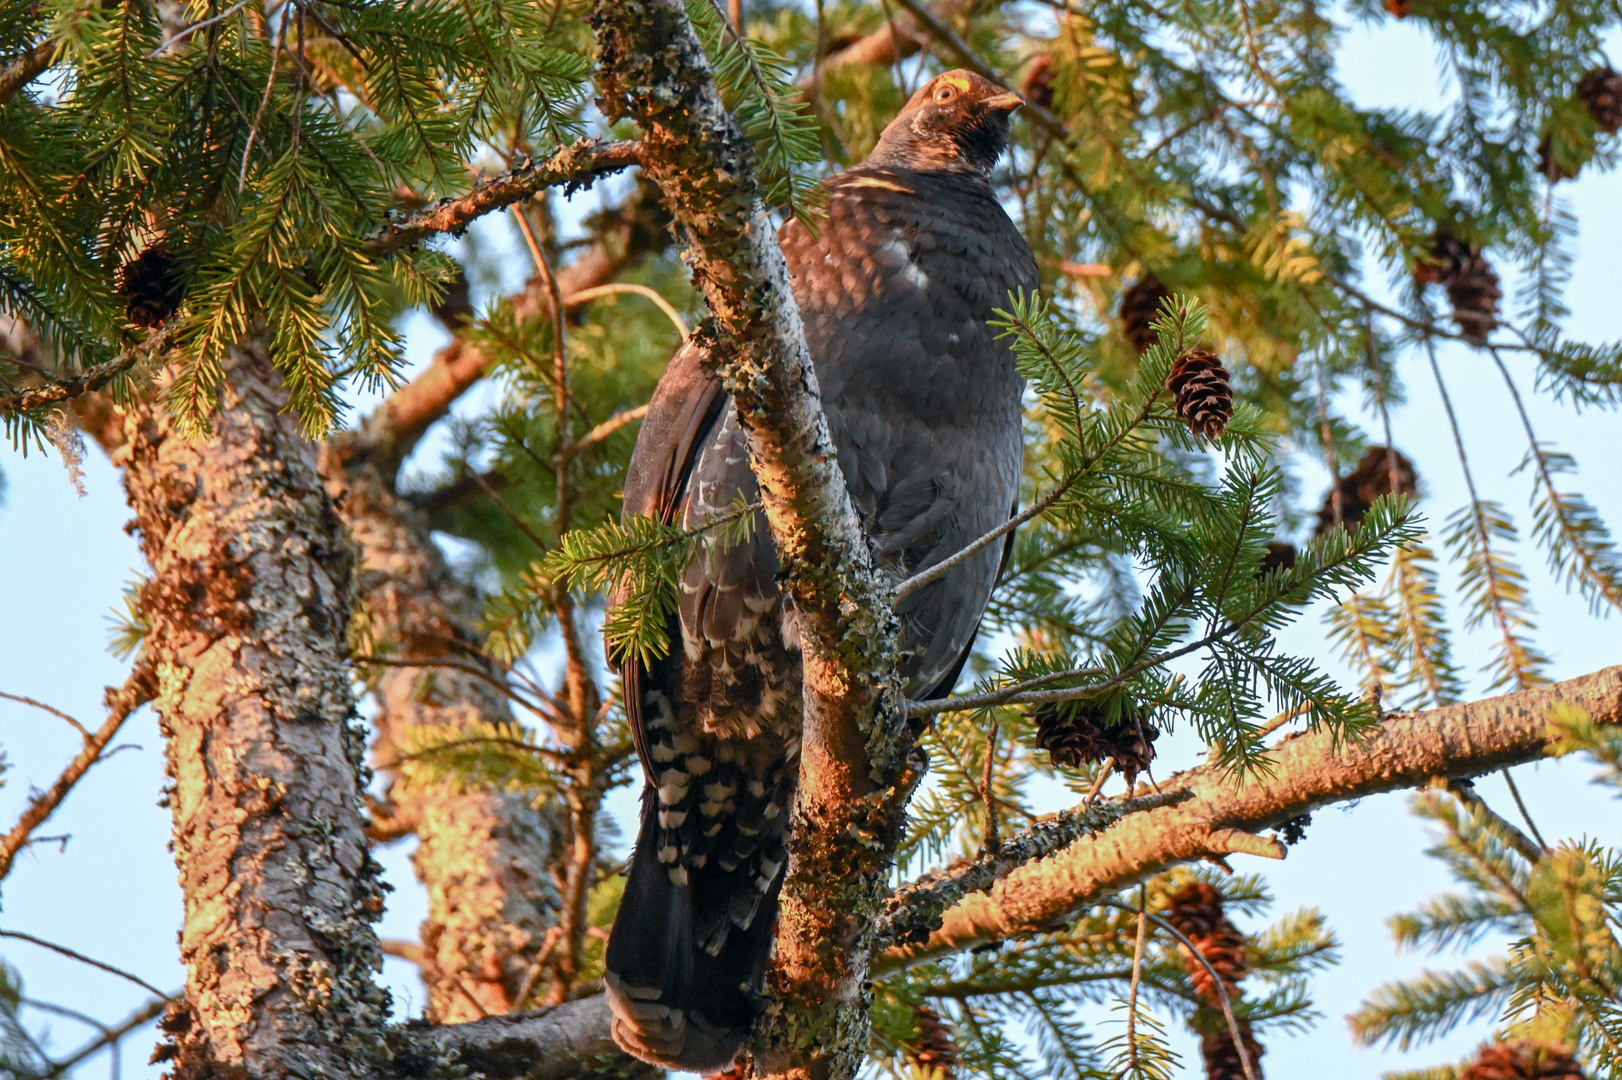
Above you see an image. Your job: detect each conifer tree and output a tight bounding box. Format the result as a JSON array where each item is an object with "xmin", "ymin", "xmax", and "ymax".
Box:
[{"xmin": 2, "ymin": 0, "xmax": 1622, "ymax": 1078}]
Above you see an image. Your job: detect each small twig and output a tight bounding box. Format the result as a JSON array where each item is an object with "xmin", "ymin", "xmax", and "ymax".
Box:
[
  {"xmin": 980, "ymin": 721, "xmax": 1000, "ymax": 857},
  {"xmin": 907, "ymin": 663, "xmax": 1107, "ymax": 716},
  {"xmin": 513, "ymin": 926, "xmax": 565, "ymax": 1008},
  {"xmin": 380, "ymin": 938, "xmax": 427, "ymax": 965},
  {"xmin": 1499, "ymin": 770, "xmax": 1550, "ymax": 852},
  {"xmin": 565, "ymin": 284, "xmax": 689, "ymax": 341},
  {"xmin": 1124, "ymin": 885, "xmax": 1148, "ymax": 1070},
  {"xmin": 0, "ymin": 931, "xmax": 169, "ymax": 1000},
  {"xmin": 237, "ymin": 4, "xmax": 290, "ymax": 191},
  {"xmin": 1100, "ymin": 901, "xmax": 1259, "ymax": 1080},
  {"xmin": 0, "ymin": 692, "xmax": 90, "ymax": 740},
  {"xmin": 148, "ymin": 0, "xmax": 251, "ymax": 56},
  {"xmin": 38, "ymin": 995, "xmax": 172, "ymax": 1080},
  {"xmin": 563, "ymin": 403, "xmax": 650, "ymax": 461},
  {"xmin": 0, "ymin": 665, "xmax": 156, "ymax": 883},
  {"xmin": 1084, "ymin": 761, "xmax": 1114, "ymax": 806}
]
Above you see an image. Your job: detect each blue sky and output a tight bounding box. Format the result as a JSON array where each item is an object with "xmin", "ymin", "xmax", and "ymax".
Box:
[{"xmin": 2, "ymin": 12, "xmax": 1621, "ymax": 1080}]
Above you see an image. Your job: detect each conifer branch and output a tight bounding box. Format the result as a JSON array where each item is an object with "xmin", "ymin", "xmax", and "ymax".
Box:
[
  {"xmin": 364, "ymin": 139, "xmax": 642, "ymax": 255},
  {"xmin": 0, "ymin": 333, "xmax": 167, "ymax": 416},
  {"xmin": 881, "ymin": 665, "xmax": 1622, "ymax": 970}
]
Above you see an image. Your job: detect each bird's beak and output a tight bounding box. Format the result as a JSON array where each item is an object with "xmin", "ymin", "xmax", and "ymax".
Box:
[{"xmin": 983, "ymin": 90, "xmax": 1024, "ymax": 113}]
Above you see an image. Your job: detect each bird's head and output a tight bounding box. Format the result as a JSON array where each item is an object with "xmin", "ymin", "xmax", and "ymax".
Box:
[{"xmin": 867, "ymin": 70, "xmax": 1024, "ymax": 177}]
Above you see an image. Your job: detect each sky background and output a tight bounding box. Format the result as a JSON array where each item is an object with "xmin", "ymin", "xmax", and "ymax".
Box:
[{"xmin": 3, "ymin": 10, "xmax": 1622, "ymax": 1080}]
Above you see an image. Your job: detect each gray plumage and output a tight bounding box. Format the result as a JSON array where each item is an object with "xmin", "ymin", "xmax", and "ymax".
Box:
[{"xmin": 605, "ymin": 69, "xmax": 1038, "ymax": 1073}]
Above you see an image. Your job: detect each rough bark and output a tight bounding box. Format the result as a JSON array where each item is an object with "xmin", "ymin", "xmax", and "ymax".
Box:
[
  {"xmin": 880, "ymin": 665, "xmax": 1622, "ymax": 970},
  {"xmin": 592, "ymin": 4, "xmax": 910, "ymax": 1078},
  {"xmin": 397, "ymin": 996, "xmax": 655, "ymax": 1080},
  {"xmin": 118, "ymin": 344, "xmax": 390, "ymax": 1079},
  {"xmin": 321, "ymin": 438, "xmax": 564, "ymax": 1023}
]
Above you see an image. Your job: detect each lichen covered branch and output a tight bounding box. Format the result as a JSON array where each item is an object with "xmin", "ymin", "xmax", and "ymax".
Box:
[{"xmin": 882, "ymin": 666, "xmax": 1622, "ymax": 970}]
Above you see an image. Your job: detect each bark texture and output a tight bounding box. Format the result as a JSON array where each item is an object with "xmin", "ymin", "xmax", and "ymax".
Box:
[
  {"xmin": 322, "ymin": 439, "xmax": 564, "ymax": 1023},
  {"xmin": 119, "ymin": 345, "xmax": 390, "ymax": 1079},
  {"xmin": 881, "ymin": 666, "xmax": 1622, "ymax": 970},
  {"xmin": 592, "ymin": 4, "xmax": 910, "ymax": 1076}
]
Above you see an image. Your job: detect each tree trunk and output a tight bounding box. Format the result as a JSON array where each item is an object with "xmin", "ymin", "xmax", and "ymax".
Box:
[
  {"xmin": 120, "ymin": 345, "xmax": 390, "ymax": 1079},
  {"xmin": 322, "ymin": 439, "xmax": 564, "ymax": 1022}
]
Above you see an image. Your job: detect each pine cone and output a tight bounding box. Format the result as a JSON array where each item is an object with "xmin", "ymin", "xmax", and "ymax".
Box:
[
  {"xmin": 430, "ymin": 266, "xmax": 474, "ymax": 328},
  {"xmin": 1200, "ymin": 1021, "xmax": 1266, "ymax": 1080},
  {"xmin": 1164, "ymin": 882, "xmax": 1249, "ymax": 1004},
  {"xmin": 1168, "ymin": 349, "xmax": 1234, "ymax": 440},
  {"xmin": 904, "ymin": 1006, "xmax": 959, "ymax": 1080},
  {"xmin": 1385, "ymin": 0, "xmax": 1411, "ymax": 16},
  {"xmin": 1578, "ymin": 66, "xmax": 1622, "ymax": 134},
  {"xmin": 1032, "ymin": 702, "xmax": 1158, "ymax": 786},
  {"xmin": 1413, "ymin": 231, "xmax": 1500, "ymax": 342},
  {"xmin": 1315, "ymin": 446, "xmax": 1416, "ymax": 536},
  {"xmin": 1257, "ymin": 542, "xmax": 1297, "ymax": 578},
  {"xmin": 116, "ymin": 244, "xmax": 186, "ymax": 328},
  {"xmin": 1022, "ymin": 53, "xmax": 1056, "ymax": 110},
  {"xmin": 1120, "ymin": 274, "xmax": 1172, "ymax": 354},
  {"xmin": 1460, "ymin": 1042, "xmax": 1586, "ymax": 1080}
]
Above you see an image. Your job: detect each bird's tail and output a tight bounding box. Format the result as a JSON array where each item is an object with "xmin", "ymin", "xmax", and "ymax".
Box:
[{"xmin": 604, "ymin": 787, "xmax": 782, "ymax": 1073}]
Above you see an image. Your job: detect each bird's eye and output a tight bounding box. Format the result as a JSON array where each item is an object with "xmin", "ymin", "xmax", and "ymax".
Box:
[{"xmin": 935, "ymin": 86, "xmax": 955, "ymax": 102}]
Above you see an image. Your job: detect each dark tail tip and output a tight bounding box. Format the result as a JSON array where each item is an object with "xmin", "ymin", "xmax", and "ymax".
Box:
[{"xmin": 604, "ymin": 792, "xmax": 780, "ymax": 1073}]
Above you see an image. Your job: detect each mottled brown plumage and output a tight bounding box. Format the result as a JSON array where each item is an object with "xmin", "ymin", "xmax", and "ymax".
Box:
[{"xmin": 604, "ymin": 70, "xmax": 1036, "ymax": 1072}]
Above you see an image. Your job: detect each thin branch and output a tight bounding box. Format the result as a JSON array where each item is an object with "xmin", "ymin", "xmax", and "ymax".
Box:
[
  {"xmin": 1500, "ymin": 769, "xmax": 1550, "ymax": 852},
  {"xmin": 1124, "ymin": 886, "xmax": 1148, "ymax": 1070},
  {"xmin": 0, "ymin": 39, "xmax": 55, "ymax": 105},
  {"xmin": 562, "ymin": 403, "xmax": 649, "ymax": 460},
  {"xmin": 565, "ymin": 284, "xmax": 689, "ymax": 341},
  {"xmin": 364, "ymin": 140, "xmax": 642, "ymax": 254},
  {"xmin": 1100, "ymin": 900, "xmax": 1258, "ymax": 1080},
  {"xmin": 1441, "ymin": 778, "xmax": 1542, "ymax": 862},
  {"xmin": 0, "ymin": 692, "xmax": 90, "ymax": 739},
  {"xmin": 149, "ymin": 0, "xmax": 251, "ymax": 57},
  {"xmin": 0, "ymin": 931, "xmax": 170, "ymax": 1000},
  {"xmin": 0, "ymin": 665, "xmax": 156, "ymax": 882},
  {"xmin": 37, "ymin": 995, "xmax": 171, "ymax": 1080}
]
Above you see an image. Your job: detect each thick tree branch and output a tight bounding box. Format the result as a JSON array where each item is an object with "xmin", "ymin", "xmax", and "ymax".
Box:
[
  {"xmin": 880, "ymin": 665, "xmax": 1622, "ymax": 970},
  {"xmin": 872, "ymin": 789, "xmax": 1189, "ymax": 951},
  {"xmin": 0, "ymin": 665, "xmax": 156, "ymax": 883},
  {"xmin": 0, "ymin": 39, "xmax": 54, "ymax": 106},
  {"xmin": 592, "ymin": 4, "xmax": 908, "ymax": 1077},
  {"xmin": 363, "ymin": 140, "xmax": 642, "ymax": 255},
  {"xmin": 396, "ymin": 995, "xmax": 656, "ymax": 1080}
]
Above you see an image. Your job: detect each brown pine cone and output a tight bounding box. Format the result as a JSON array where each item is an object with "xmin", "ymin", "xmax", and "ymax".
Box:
[
  {"xmin": 1120, "ymin": 274, "xmax": 1172, "ymax": 354},
  {"xmin": 1460, "ymin": 1041, "xmax": 1586, "ymax": 1080},
  {"xmin": 1314, "ymin": 446, "xmax": 1417, "ymax": 535},
  {"xmin": 116, "ymin": 244, "xmax": 186, "ymax": 328},
  {"xmin": 1200, "ymin": 1021, "xmax": 1266, "ymax": 1080},
  {"xmin": 1165, "ymin": 882, "xmax": 1250, "ymax": 1004},
  {"xmin": 1413, "ymin": 231, "xmax": 1500, "ymax": 341},
  {"xmin": 1168, "ymin": 349, "xmax": 1234, "ymax": 440},
  {"xmin": 1578, "ymin": 66, "xmax": 1622, "ymax": 134},
  {"xmin": 1032, "ymin": 702, "xmax": 1158, "ymax": 786},
  {"xmin": 1385, "ymin": 0, "xmax": 1411, "ymax": 16},
  {"xmin": 1446, "ymin": 249, "xmax": 1502, "ymax": 342},
  {"xmin": 1257, "ymin": 541, "xmax": 1297, "ymax": 578},
  {"xmin": 904, "ymin": 1005, "xmax": 959, "ymax": 1080},
  {"xmin": 1022, "ymin": 53, "xmax": 1057, "ymax": 110}
]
